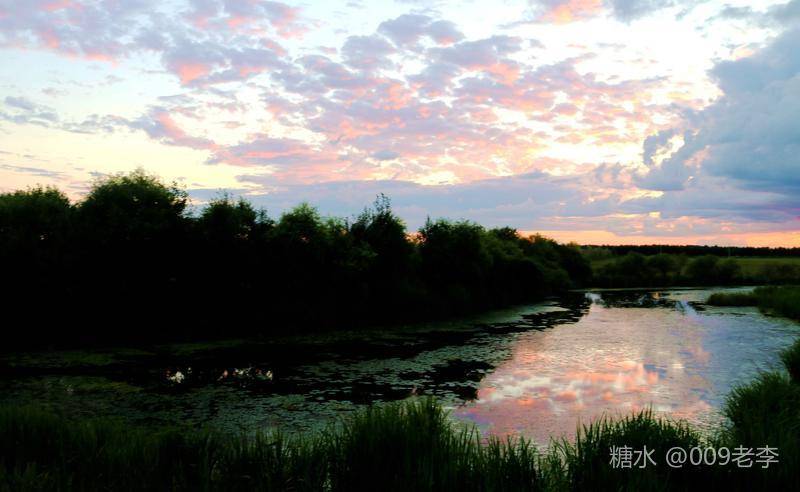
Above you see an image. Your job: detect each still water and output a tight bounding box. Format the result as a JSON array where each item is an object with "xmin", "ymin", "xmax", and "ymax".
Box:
[{"xmin": 1, "ymin": 288, "xmax": 797, "ymax": 445}]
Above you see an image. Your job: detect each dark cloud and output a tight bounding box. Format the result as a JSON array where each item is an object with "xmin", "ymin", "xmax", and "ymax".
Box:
[
  {"xmin": 638, "ymin": 27, "xmax": 800, "ymax": 203},
  {"xmin": 711, "ymin": 0, "xmax": 800, "ymax": 27},
  {"xmin": 233, "ymin": 171, "xmax": 580, "ymax": 231}
]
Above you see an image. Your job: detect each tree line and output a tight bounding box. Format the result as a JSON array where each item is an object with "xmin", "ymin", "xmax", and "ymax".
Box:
[
  {"xmin": 0, "ymin": 170, "xmax": 591, "ymax": 348},
  {"xmin": 588, "ymin": 251, "xmax": 800, "ymax": 288},
  {"xmin": 584, "ymin": 244, "xmax": 800, "ymax": 258}
]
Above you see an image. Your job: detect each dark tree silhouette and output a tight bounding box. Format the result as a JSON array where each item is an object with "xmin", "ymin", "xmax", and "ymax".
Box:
[{"xmin": 0, "ymin": 171, "xmax": 592, "ymax": 348}]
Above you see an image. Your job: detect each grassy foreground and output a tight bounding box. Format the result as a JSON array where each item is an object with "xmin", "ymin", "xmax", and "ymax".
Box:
[{"xmin": 3, "ymin": 339, "xmax": 800, "ymax": 492}]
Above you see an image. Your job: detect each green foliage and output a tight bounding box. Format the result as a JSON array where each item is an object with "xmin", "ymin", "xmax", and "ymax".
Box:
[
  {"xmin": 0, "ymin": 186, "xmax": 72, "ymax": 276},
  {"xmin": 200, "ymin": 193, "xmax": 266, "ymax": 243},
  {"xmin": 589, "ymin": 250, "xmax": 800, "ymax": 288},
  {"xmin": 684, "ymin": 255, "xmax": 720, "ymax": 283},
  {"xmin": 706, "ymin": 292, "xmax": 759, "ymax": 306},
  {"xmin": 591, "ymin": 252, "xmax": 767, "ymax": 288},
  {"xmin": 719, "ymin": 371, "xmax": 800, "ymax": 488},
  {"xmin": 0, "ymin": 173, "xmax": 591, "ymax": 346},
  {"xmin": 754, "ymin": 285, "xmax": 800, "ymax": 320},
  {"xmin": 755, "ymin": 262, "xmax": 800, "ymax": 285},
  {"xmin": 324, "ymin": 398, "xmax": 538, "ymax": 491},
  {"xmin": 706, "ymin": 286, "xmax": 800, "ymax": 320},
  {"xmin": 350, "ymin": 194, "xmax": 413, "ymax": 276},
  {"xmin": 0, "ymin": 400, "xmax": 539, "ymax": 492},
  {"xmin": 781, "ymin": 338, "xmax": 800, "ymax": 382},
  {"xmin": 0, "ymin": 186, "xmax": 72, "ymax": 247},
  {"xmin": 716, "ymin": 258, "xmax": 742, "ymax": 283},
  {"xmin": 78, "ymin": 168, "xmax": 188, "ymax": 243},
  {"xmin": 546, "ymin": 410, "xmax": 703, "ymax": 491},
  {"xmin": 3, "ymin": 386, "xmax": 800, "ymax": 491}
]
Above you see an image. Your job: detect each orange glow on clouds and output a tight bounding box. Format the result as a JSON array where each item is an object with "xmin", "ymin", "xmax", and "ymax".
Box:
[
  {"xmin": 541, "ymin": 0, "xmax": 604, "ymax": 24},
  {"xmin": 532, "ymin": 230, "xmax": 800, "ymax": 247}
]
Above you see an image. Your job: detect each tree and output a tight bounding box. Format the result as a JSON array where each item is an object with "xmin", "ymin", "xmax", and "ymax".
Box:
[
  {"xmin": 0, "ymin": 186, "xmax": 72, "ymax": 258},
  {"xmin": 350, "ymin": 194, "xmax": 413, "ymax": 276},
  {"xmin": 685, "ymin": 255, "xmax": 720, "ymax": 284},
  {"xmin": 647, "ymin": 254, "xmax": 678, "ymax": 284},
  {"xmin": 200, "ymin": 193, "xmax": 260, "ymax": 244},
  {"xmin": 77, "ymin": 168, "xmax": 188, "ymax": 245}
]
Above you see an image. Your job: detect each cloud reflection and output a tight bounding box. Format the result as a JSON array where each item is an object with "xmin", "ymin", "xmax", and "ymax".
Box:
[{"xmin": 454, "ymin": 290, "xmax": 721, "ymax": 444}]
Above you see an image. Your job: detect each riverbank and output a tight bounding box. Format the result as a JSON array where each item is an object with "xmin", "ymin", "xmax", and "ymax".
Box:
[
  {"xmin": 2, "ymin": 288, "xmax": 795, "ymax": 442},
  {"xmin": 3, "ymin": 288, "xmax": 800, "ymax": 490},
  {"xmin": 3, "ymin": 345, "xmax": 800, "ymax": 492}
]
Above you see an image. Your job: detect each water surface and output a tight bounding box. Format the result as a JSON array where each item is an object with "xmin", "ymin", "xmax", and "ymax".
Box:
[{"xmin": 1, "ymin": 287, "xmax": 796, "ymax": 445}]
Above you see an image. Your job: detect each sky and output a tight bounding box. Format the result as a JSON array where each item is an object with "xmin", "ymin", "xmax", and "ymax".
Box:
[{"xmin": 0, "ymin": 0, "xmax": 798, "ymax": 246}]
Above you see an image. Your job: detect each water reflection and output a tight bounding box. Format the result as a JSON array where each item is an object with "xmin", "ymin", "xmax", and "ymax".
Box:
[
  {"xmin": 1, "ymin": 288, "xmax": 796, "ymax": 442},
  {"xmin": 454, "ymin": 289, "xmax": 796, "ymax": 446}
]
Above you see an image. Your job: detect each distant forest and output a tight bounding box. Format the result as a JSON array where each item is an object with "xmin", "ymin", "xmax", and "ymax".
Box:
[
  {"xmin": 583, "ymin": 245, "xmax": 800, "ymax": 288},
  {"xmin": 584, "ymin": 244, "xmax": 800, "ymax": 257},
  {"xmin": 0, "ymin": 170, "xmax": 591, "ymax": 348}
]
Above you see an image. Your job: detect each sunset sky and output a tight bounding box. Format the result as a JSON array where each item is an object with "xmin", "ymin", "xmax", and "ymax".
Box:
[{"xmin": 0, "ymin": 0, "xmax": 798, "ymax": 245}]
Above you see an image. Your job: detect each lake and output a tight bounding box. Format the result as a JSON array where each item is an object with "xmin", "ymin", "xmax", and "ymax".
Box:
[{"xmin": 1, "ymin": 287, "xmax": 797, "ymax": 446}]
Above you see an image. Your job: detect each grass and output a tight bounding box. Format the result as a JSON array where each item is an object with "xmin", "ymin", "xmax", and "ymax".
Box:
[
  {"xmin": 2, "ymin": 380, "xmax": 800, "ymax": 491},
  {"xmin": 706, "ymin": 285, "xmax": 800, "ymax": 320},
  {"xmin": 544, "ymin": 410, "xmax": 704, "ymax": 491},
  {"xmin": 734, "ymin": 257, "xmax": 800, "ymax": 278},
  {"xmin": 4, "ymin": 286, "xmax": 800, "ymax": 491},
  {"xmin": 781, "ymin": 338, "xmax": 800, "ymax": 382},
  {"xmin": 0, "ymin": 399, "xmax": 539, "ymax": 492},
  {"xmin": 706, "ymin": 291, "xmax": 759, "ymax": 306}
]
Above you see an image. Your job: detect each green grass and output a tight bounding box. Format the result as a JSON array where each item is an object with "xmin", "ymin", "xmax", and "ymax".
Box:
[
  {"xmin": 706, "ymin": 285, "xmax": 800, "ymax": 320},
  {"xmin": 754, "ymin": 286, "xmax": 800, "ymax": 320},
  {"xmin": 734, "ymin": 257, "xmax": 800, "ymax": 277},
  {"xmin": 5, "ymin": 286, "xmax": 800, "ymax": 491},
  {"xmin": 780, "ymin": 338, "xmax": 800, "ymax": 382},
  {"xmin": 706, "ymin": 291, "xmax": 759, "ymax": 306},
  {"xmin": 544, "ymin": 410, "xmax": 704, "ymax": 491},
  {"xmin": 3, "ymin": 384, "xmax": 800, "ymax": 491},
  {"xmin": 0, "ymin": 399, "xmax": 539, "ymax": 492}
]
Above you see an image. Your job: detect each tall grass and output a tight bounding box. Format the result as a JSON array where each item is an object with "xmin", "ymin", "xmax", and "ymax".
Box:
[
  {"xmin": 781, "ymin": 338, "xmax": 800, "ymax": 381},
  {"xmin": 754, "ymin": 286, "xmax": 800, "ymax": 320},
  {"xmin": 706, "ymin": 291, "xmax": 759, "ymax": 306},
  {"xmin": 545, "ymin": 411, "xmax": 704, "ymax": 491},
  {"xmin": 3, "ymin": 384, "xmax": 800, "ymax": 491},
  {"xmin": 706, "ymin": 285, "xmax": 800, "ymax": 320},
  {"xmin": 0, "ymin": 400, "xmax": 539, "ymax": 492}
]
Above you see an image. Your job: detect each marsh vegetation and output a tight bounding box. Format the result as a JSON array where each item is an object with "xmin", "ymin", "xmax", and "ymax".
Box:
[{"xmin": 3, "ymin": 348, "xmax": 800, "ymax": 492}]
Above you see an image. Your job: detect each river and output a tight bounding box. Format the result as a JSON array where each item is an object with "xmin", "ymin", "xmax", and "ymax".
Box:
[{"xmin": 1, "ymin": 287, "xmax": 797, "ymax": 446}]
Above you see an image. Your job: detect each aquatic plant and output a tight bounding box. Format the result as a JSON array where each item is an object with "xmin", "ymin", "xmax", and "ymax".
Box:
[
  {"xmin": 2, "ymin": 389, "xmax": 800, "ymax": 491},
  {"xmin": 706, "ymin": 286, "xmax": 800, "ymax": 320},
  {"xmin": 706, "ymin": 291, "xmax": 759, "ymax": 306},
  {"xmin": 780, "ymin": 338, "xmax": 800, "ymax": 383}
]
